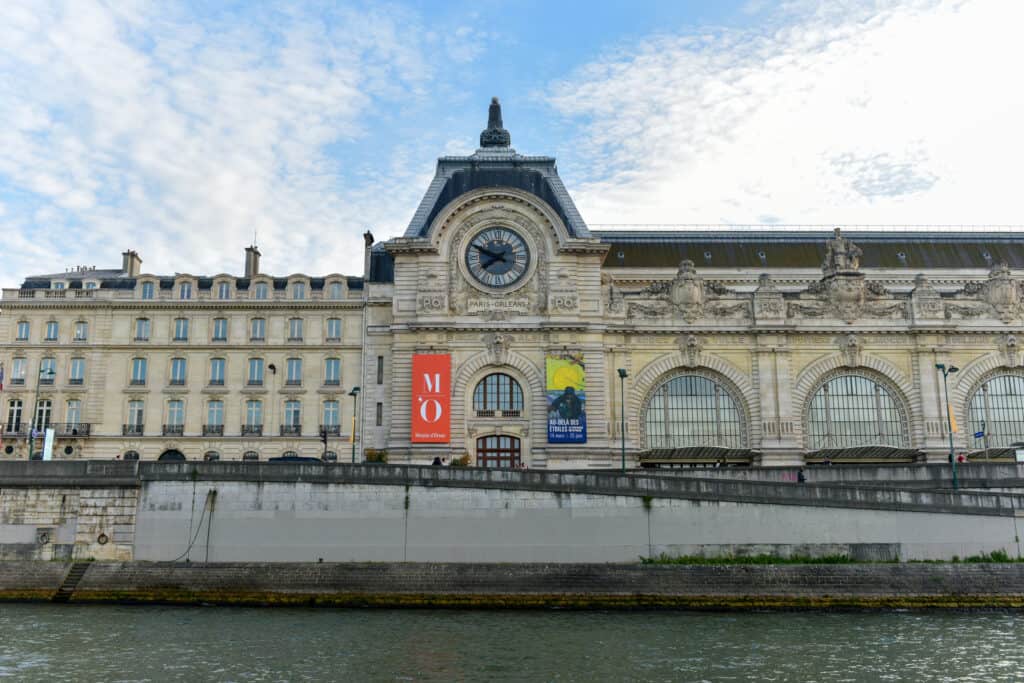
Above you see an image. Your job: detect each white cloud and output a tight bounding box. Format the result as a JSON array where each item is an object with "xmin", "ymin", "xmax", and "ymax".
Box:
[
  {"xmin": 0, "ymin": 1, "xmax": 444, "ymax": 285},
  {"xmin": 547, "ymin": 0, "xmax": 1024, "ymax": 228}
]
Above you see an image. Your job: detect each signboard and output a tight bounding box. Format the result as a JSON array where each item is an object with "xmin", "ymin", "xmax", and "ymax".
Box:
[
  {"xmin": 411, "ymin": 354, "xmax": 451, "ymax": 443},
  {"xmin": 42, "ymin": 428, "xmax": 55, "ymax": 461},
  {"xmin": 1016, "ymin": 449, "xmax": 1024, "ymax": 464},
  {"xmin": 975, "ymin": 431, "xmax": 985, "ymax": 439},
  {"xmin": 546, "ymin": 354, "xmax": 587, "ymax": 443}
]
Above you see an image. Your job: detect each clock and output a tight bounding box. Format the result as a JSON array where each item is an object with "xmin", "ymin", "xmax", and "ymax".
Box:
[{"xmin": 465, "ymin": 227, "xmax": 531, "ymax": 289}]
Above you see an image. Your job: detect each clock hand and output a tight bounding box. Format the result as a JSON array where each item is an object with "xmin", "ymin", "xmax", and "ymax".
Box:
[{"xmin": 473, "ymin": 244, "xmax": 503, "ymax": 259}]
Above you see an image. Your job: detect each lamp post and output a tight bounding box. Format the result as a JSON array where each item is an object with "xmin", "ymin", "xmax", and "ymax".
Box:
[
  {"xmin": 617, "ymin": 369, "xmax": 628, "ymax": 473},
  {"xmin": 936, "ymin": 363, "xmax": 960, "ymax": 491},
  {"xmin": 28, "ymin": 366, "xmax": 56, "ymax": 460},
  {"xmin": 348, "ymin": 386, "xmax": 361, "ymax": 464}
]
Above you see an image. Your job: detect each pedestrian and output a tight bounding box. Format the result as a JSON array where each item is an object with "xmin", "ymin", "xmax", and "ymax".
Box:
[
  {"xmin": 431, "ymin": 456, "xmax": 442, "ymax": 466},
  {"xmin": 797, "ymin": 468, "xmax": 806, "ymax": 484}
]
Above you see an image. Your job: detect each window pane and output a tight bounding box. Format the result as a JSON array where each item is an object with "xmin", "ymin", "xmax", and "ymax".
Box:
[
  {"xmin": 643, "ymin": 375, "xmax": 746, "ymax": 449},
  {"xmin": 969, "ymin": 375, "xmax": 1024, "ymax": 448},
  {"xmin": 806, "ymin": 374, "xmax": 907, "ymax": 450},
  {"xmin": 473, "ymin": 373, "xmax": 524, "ymax": 412}
]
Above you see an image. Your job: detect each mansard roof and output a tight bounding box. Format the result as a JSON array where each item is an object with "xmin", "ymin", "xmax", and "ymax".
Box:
[
  {"xmin": 403, "ymin": 98, "xmax": 590, "ymax": 240},
  {"xmin": 596, "ymin": 229, "xmax": 1024, "ymax": 270}
]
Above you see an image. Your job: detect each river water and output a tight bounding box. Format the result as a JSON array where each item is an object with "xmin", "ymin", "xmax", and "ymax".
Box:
[{"xmin": 1, "ymin": 604, "xmax": 1023, "ymax": 681}]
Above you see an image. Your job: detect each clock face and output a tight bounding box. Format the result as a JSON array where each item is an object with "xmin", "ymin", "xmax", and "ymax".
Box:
[{"xmin": 465, "ymin": 227, "xmax": 531, "ymax": 289}]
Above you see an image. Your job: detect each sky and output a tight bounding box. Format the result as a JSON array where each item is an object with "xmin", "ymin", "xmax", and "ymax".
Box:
[{"xmin": 1, "ymin": 0, "xmax": 1021, "ymax": 284}]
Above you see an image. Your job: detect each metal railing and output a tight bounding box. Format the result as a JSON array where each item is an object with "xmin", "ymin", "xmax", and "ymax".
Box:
[
  {"xmin": 241, "ymin": 425, "xmax": 263, "ymax": 436},
  {"xmin": 162, "ymin": 424, "xmax": 184, "ymax": 436},
  {"xmin": 280, "ymin": 424, "xmax": 301, "ymax": 436},
  {"xmin": 202, "ymin": 424, "xmax": 224, "ymax": 436},
  {"xmin": 122, "ymin": 424, "xmax": 144, "ymax": 436},
  {"xmin": 54, "ymin": 423, "xmax": 91, "ymax": 437},
  {"xmin": 320, "ymin": 424, "xmax": 341, "ymax": 436}
]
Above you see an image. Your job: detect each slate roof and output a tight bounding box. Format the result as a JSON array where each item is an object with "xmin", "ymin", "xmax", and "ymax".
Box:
[{"xmin": 595, "ymin": 230, "xmax": 1024, "ymax": 270}]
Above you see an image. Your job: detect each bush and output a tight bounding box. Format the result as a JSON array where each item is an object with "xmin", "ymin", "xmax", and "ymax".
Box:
[
  {"xmin": 640, "ymin": 553, "xmax": 855, "ymax": 565},
  {"xmin": 364, "ymin": 449, "xmax": 388, "ymax": 463},
  {"xmin": 449, "ymin": 454, "xmax": 471, "ymax": 467}
]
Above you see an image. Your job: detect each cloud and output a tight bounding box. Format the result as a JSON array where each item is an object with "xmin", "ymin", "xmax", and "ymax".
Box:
[
  {"xmin": 546, "ymin": 0, "xmax": 1024, "ymax": 228},
  {"xmin": 0, "ymin": 1, "xmax": 452, "ymax": 285}
]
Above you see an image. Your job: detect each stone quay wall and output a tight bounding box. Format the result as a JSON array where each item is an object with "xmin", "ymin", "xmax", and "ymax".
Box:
[
  {"xmin": 3, "ymin": 561, "xmax": 1024, "ymax": 609},
  {"xmin": 2, "ymin": 462, "xmax": 1024, "ymax": 563}
]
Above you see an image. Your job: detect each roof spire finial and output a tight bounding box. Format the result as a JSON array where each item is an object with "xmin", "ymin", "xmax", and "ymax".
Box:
[{"xmin": 480, "ymin": 96, "xmax": 511, "ymax": 148}]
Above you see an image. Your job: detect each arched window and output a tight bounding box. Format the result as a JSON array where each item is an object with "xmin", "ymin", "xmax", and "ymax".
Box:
[
  {"xmin": 123, "ymin": 450, "xmax": 140, "ymax": 461},
  {"xmin": 242, "ymin": 450, "xmax": 259, "ymax": 461},
  {"xmin": 282, "ymin": 450, "xmax": 299, "ymax": 458},
  {"xmin": 204, "ymin": 451, "xmax": 220, "ymax": 462},
  {"xmin": 644, "ymin": 374, "xmax": 746, "ymax": 449},
  {"xmin": 473, "ymin": 373, "xmax": 524, "ymax": 417},
  {"xmin": 968, "ymin": 374, "xmax": 1024, "ymax": 448},
  {"xmin": 806, "ymin": 373, "xmax": 908, "ymax": 450}
]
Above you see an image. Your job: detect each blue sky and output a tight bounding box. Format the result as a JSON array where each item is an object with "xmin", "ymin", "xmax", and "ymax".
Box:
[{"xmin": 1, "ymin": 0, "xmax": 1021, "ymax": 284}]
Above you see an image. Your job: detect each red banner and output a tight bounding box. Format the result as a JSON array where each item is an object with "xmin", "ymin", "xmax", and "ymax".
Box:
[{"xmin": 411, "ymin": 354, "xmax": 451, "ymax": 443}]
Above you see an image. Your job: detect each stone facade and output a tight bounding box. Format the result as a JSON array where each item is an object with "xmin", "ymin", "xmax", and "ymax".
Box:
[{"xmin": 3, "ymin": 100, "xmax": 1024, "ymax": 467}]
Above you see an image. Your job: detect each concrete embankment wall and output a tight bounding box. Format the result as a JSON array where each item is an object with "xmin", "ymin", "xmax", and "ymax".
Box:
[
  {"xmin": 3, "ymin": 561, "xmax": 1024, "ymax": 608},
  {"xmin": 3, "ymin": 462, "xmax": 1024, "ymax": 563}
]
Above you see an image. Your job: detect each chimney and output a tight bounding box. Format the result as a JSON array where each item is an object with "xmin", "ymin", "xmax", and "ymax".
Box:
[
  {"xmin": 121, "ymin": 250, "xmax": 142, "ymax": 277},
  {"xmin": 363, "ymin": 231, "xmax": 374, "ymax": 280},
  {"xmin": 244, "ymin": 245, "xmax": 261, "ymax": 278}
]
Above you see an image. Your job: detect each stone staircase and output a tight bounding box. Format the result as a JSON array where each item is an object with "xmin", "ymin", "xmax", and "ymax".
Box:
[{"xmin": 52, "ymin": 562, "xmax": 90, "ymax": 603}]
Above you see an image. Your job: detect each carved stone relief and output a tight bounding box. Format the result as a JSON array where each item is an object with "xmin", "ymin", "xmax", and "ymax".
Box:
[
  {"xmin": 946, "ymin": 263, "xmax": 1024, "ymax": 322},
  {"xmin": 837, "ymin": 333, "xmax": 862, "ymax": 367},
  {"xmin": 678, "ymin": 334, "xmax": 703, "ymax": 367},
  {"xmin": 997, "ymin": 333, "xmax": 1020, "ymax": 367},
  {"xmin": 482, "ymin": 332, "xmax": 514, "ymax": 365},
  {"xmin": 627, "ymin": 259, "xmax": 749, "ymax": 322},
  {"xmin": 911, "ymin": 273, "xmax": 943, "ymax": 320}
]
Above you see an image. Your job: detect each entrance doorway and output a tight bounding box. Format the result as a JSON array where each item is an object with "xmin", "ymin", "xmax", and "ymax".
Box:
[{"xmin": 476, "ymin": 435, "xmax": 521, "ymax": 468}]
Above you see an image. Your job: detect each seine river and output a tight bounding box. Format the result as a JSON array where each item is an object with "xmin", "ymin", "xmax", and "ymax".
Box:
[{"xmin": 1, "ymin": 604, "xmax": 1023, "ymax": 681}]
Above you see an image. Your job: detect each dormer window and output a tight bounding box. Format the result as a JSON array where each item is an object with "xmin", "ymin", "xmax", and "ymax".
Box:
[
  {"xmin": 141, "ymin": 281, "xmax": 155, "ymax": 300},
  {"xmin": 253, "ymin": 282, "xmax": 269, "ymax": 300},
  {"xmin": 84, "ymin": 281, "xmax": 98, "ymax": 290},
  {"xmin": 179, "ymin": 282, "xmax": 193, "ymax": 300},
  {"xmin": 328, "ymin": 282, "xmax": 344, "ymax": 300},
  {"xmin": 216, "ymin": 281, "xmax": 231, "ymax": 300},
  {"xmin": 52, "ymin": 282, "xmax": 65, "ymax": 290},
  {"xmin": 292, "ymin": 282, "xmax": 306, "ymax": 300}
]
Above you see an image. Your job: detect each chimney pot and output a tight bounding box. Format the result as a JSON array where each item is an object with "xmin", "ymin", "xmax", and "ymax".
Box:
[{"xmin": 245, "ymin": 245, "xmax": 261, "ymax": 278}]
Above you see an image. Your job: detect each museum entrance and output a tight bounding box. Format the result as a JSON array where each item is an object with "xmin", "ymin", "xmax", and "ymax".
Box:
[{"xmin": 476, "ymin": 435, "xmax": 521, "ymax": 468}]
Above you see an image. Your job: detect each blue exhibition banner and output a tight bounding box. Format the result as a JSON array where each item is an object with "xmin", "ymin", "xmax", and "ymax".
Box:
[{"xmin": 546, "ymin": 354, "xmax": 587, "ymax": 444}]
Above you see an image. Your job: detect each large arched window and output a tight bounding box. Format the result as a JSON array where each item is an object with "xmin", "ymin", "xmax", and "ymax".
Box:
[
  {"xmin": 473, "ymin": 373, "xmax": 524, "ymax": 417},
  {"xmin": 806, "ymin": 373, "xmax": 908, "ymax": 449},
  {"xmin": 968, "ymin": 373, "xmax": 1024, "ymax": 448},
  {"xmin": 644, "ymin": 374, "xmax": 746, "ymax": 449}
]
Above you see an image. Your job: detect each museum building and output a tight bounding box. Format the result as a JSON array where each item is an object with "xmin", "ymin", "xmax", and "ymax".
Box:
[{"xmin": 3, "ymin": 99, "xmax": 1024, "ymax": 468}]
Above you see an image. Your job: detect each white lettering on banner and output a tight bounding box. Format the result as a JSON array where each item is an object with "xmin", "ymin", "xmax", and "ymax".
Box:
[
  {"xmin": 424, "ymin": 373, "xmax": 440, "ymax": 393},
  {"xmin": 419, "ymin": 399, "xmax": 444, "ymax": 423}
]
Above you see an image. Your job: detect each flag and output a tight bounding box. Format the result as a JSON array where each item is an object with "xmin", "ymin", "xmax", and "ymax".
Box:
[{"xmin": 948, "ymin": 404, "xmax": 958, "ymax": 433}]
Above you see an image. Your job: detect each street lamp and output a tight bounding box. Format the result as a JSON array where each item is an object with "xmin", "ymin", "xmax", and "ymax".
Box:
[
  {"xmin": 28, "ymin": 365, "xmax": 56, "ymax": 460},
  {"xmin": 348, "ymin": 386, "xmax": 361, "ymax": 464},
  {"xmin": 936, "ymin": 363, "xmax": 960, "ymax": 491},
  {"xmin": 617, "ymin": 369, "xmax": 628, "ymax": 473}
]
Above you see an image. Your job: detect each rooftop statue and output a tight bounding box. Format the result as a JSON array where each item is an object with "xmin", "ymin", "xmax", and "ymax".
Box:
[
  {"xmin": 479, "ymin": 97, "xmax": 512, "ymax": 148},
  {"xmin": 822, "ymin": 228, "xmax": 862, "ymax": 275}
]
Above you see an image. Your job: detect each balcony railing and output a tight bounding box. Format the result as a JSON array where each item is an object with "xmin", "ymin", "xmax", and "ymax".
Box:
[
  {"xmin": 475, "ymin": 409, "xmax": 523, "ymax": 418},
  {"xmin": 10, "ymin": 378, "xmax": 25, "ymax": 386},
  {"xmin": 54, "ymin": 423, "xmax": 91, "ymax": 437},
  {"xmin": 246, "ymin": 379, "xmax": 263, "ymax": 387},
  {"xmin": 129, "ymin": 379, "xmax": 146, "ymax": 386},
  {"xmin": 122, "ymin": 424, "xmax": 144, "ymax": 436},
  {"xmin": 212, "ymin": 336, "xmax": 227, "ymax": 342},
  {"xmin": 323, "ymin": 379, "xmax": 340, "ymax": 386},
  {"xmin": 169, "ymin": 378, "xmax": 186, "ymax": 386},
  {"xmin": 287, "ymin": 336, "xmax": 303, "ymax": 342},
  {"xmin": 320, "ymin": 424, "xmax": 341, "ymax": 436},
  {"xmin": 162, "ymin": 424, "xmax": 184, "ymax": 436},
  {"xmin": 202, "ymin": 424, "xmax": 224, "ymax": 436},
  {"xmin": 325, "ymin": 336, "xmax": 341, "ymax": 343},
  {"xmin": 285, "ymin": 379, "xmax": 302, "ymax": 386},
  {"xmin": 208, "ymin": 378, "xmax": 225, "ymax": 386},
  {"xmin": 280, "ymin": 424, "xmax": 301, "ymax": 436},
  {"xmin": 68, "ymin": 378, "xmax": 84, "ymax": 385},
  {"xmin": 134, "ymin": 336, "xmax": 149, "ymax": 342},
  {"xmin": 172, "ymin": 336, "xmax": 188, "ymax": 342},
  {"xmin": 39, "ymin": 378, "xmax": 55, "ymax": 385},
  {"xmin": 241, "ymin": 424, "xmax": 263, "ymax": 436},
  {"xmin": 2, "ymin": 423, "xmax": 28, "ymax": 436}
]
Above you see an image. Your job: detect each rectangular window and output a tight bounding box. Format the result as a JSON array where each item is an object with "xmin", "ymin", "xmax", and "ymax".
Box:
[
  {"xmin": 323, "ymin": 400, "xmax": 339, "ymax": 426},
  {"xmin": 248, "ymin": 358, "xmax": 264, "ymax": 385},
  {"xmin": 7, "ymin": 400, "xmax": 23, "ymax": 429},
  {"xmin": 131, "ymin": 358, "xmax": 147, "ymax": 385},
  {"xmin": 173, "ymin": 318, "xmax": 189, "ymax": 341},
  {"xmin": 16, "ymin": 321, "xmax": 29, "ymax": 341},
  {"xmin": 209, "ymin": 358, "xmax": 225, "ymax": 385},
  {"xmin": 286, "ymin": 358, "xmax": 302, "ymax": 385},
  {"xmin": 74, "ymin": 321, "xmax": 88, "ymax": 341},
  {"xmin": 217, "ymin": 282, "xmax": 231, "ymax": 299},
  {"xmin": 34, "ymin": 399, "xmax": 52, "ymax": 429},
  {"xmin": 245, "ymin": 400, "xmax": 262, "ymax": 426},
  {"xmin": 250, "ymin": 318, "xmax": 265, "ymax": 341},
  {"xmin": 325, "ymin": 318, "xmax": 342, "ymax": 341},
  {"xmin": 179, "ymin": 282, "xmax": 192, "ymax": 300},
  {"xmin": 45, "ymin": 321, "xmax": 58, "ymax": 341},
  {"xmin": 292, "ymin": 282, "xmax": 305, "ymax": 300},
  {"xmin": 376, "ymin": 402, "xmax": 383, "ymax": 427},
  {"xmin": 288, "ymin": 318, "xmax": 303, "ymax": 341},
  {"xmin": 253, "ymin": 282, "xmax": 268, "ymax": 300},
  {"xmin": 135, "ymin": 318, "xmax": 150, "ymax": 341},
  {"xmin": 69, "ymin": 358, "xmax": 85, "ymax": 384},
  {"xmin": 167, "ymin": 400, "xmax": 184, "ymax": 425},
  {"xmin": 324, "ymin": 358, "xmax": 341, "ymax": 385},
  {"xmin": 52, "ymin": 282, "xmax": 65, "ymax": 290},
  {"xmin": 39, "ymin": 358, "xmax": 56, "ymax": 384},
  {"xmin": 284, "ymin": 400, "xmax": 301, "ymax": 426},
  {"xmin": 66, "ymin": 400, "xmax": 81, "ymax": 425},
  {"xmin": 84, "ymin": 282, "xmax": 98, "ymax": 290},
  {"xmin": 11, "ymin": 358, "xmax": 26, "ymax": 385},
  {"xmin": 128, "ymin": 401, "xmax": 145, "ymax": 426},
  {"xmin": 207, "ymin": 401, "xmax": 224, "ymax": 426},
  {"xmin": 329, "ymin": 282, "xmax": 344, "ymax": 300},
  {"xmin": 170, "ymin": 358, "xmax": 187, "ymax": 385},
  {"xmin": 212, "ymin": 318, "xmax": 228, "ymax": 341},
  {"xmin": 377, "ymin": 356, "xmax": 384, "ymax": 384},
  {"xmin": 141, "ymin": 282, "xmax": 154, "ymax": 300}
]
